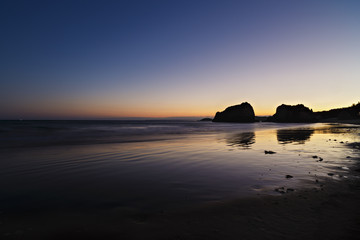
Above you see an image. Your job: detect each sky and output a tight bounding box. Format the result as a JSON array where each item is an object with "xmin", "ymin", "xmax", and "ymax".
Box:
[{"xmin": 1, "ymin": 0, "xmax": 359, "ymax": 119}]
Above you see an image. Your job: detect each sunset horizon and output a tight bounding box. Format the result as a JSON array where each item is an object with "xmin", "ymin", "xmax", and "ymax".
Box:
[
  {"xmin": 1, "ymin": 1, "xmax": 360, "ymax": 239},
  {"xmin": 2, "ymin": 101, "xmax": 359, "ymax": 120},
  {"xmin": 1, "ymin": 0, "xmax": 360, "ymax": 120}
]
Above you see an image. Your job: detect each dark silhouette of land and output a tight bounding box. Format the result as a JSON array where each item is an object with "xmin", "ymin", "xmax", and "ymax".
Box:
[
  {"xmin": 315, "ymin": 102, "xmax": 360, "ymax": 123},
  {"xmin": 268, "ymin": 102, "xmax": 360, "ymax": 123},
  {"xmin": 212, "ymin": 102, "xmax": 255, "ymax": 123},
  {"xmin": 210, "ymin": 102, "xmax": 360, "ymax": 124},
  {"xmin": 199, "ymin": 118, "xmax": 212, "ymax": 121},
  {"xmin": 267, "ymin": 104, "xmax": 317, "ymax": 123}
]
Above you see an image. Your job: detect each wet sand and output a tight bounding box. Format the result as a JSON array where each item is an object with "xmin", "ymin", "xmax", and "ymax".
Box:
[
  {"xmin": 1, "ymin": 122, "xmax": 360, "ymax": 239},
  {"xmin": 3, "ymin": 175, "xmax": 359, "ymax": 240}
]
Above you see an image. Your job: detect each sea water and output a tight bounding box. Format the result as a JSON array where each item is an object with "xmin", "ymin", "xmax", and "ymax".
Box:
[{"xmin": 0, "ymin": 120, "xmax": 359, "ymax": 214}]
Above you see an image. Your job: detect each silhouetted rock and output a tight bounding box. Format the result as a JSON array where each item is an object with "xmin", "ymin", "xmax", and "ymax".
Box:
[
  {"xmin": 270, "ymin": 104, "xmax": 316, "ymax": 123},
  {"xmin": 315, "ymin": 102, "xmax": 360, "ymax": 121},
  {"xmin": 212, "ymin": 102, "xmax": 255, "ymax": 123},
  {"xmin": 264, "ymin": 150, "xmax": 276, "ymax": 154},
  {"xmin": 199, "ymin": 118, "xmax": 213, "ymax": 121}
]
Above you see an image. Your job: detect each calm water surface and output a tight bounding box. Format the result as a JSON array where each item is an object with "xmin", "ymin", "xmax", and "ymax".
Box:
[{"xmin": 0, "ymin": 121, "xmax": 359, "ymax": 214}]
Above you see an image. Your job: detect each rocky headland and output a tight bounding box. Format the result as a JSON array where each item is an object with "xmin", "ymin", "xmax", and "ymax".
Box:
[
  {"xmin": 210, "ymin": 102, "xmax": 359, "ymax": 124},
  {"xmin": 267, "ymin": 104, "xmax": 317, "ymax": 123},
  {"xmin": 315, "ymin": 102, "xmax": 360, "ymax": 123},
  {"xmin": 199, "ymin": 118, "xmax": 213, "ymax": 122},
  {"xmin": 212, "ymin": 102, "xmax": 255, "ymax": 123}
]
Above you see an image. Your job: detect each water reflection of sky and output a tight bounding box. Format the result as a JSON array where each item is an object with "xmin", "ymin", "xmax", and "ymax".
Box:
[{"xmin": 0, "ymin": 123, "xmax": 359, "ymax": 214}]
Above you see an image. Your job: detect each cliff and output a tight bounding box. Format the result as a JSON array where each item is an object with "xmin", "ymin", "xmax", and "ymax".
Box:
[
  {"xmin": 315, "ymin": 103, "xmax": 360, "ymax": 120},
  {"xmin": 269, "ymin": 104, "xmax": 317, "ymax": 123},
  {"xmin": 212, "ymin": 102, "xmax": 255, "ymax": 123}
]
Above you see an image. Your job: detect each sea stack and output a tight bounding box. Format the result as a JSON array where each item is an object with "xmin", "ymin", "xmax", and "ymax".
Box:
[
  {"xmin": 212, "ymin": 102, "xmax": 255, "ymax": 123},
  {"xmin": 270, "ymin": 104, "xmax": 316, "ymax": 123}
]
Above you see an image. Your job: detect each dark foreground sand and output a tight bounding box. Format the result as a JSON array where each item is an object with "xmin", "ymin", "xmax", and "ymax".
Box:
[{"xmin": 2, "ymin": 174, "xmax": 360, "ymax": 240}]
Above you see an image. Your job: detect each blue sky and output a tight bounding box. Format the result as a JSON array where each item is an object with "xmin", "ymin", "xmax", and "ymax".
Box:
[{"xmin": 1, "ymin": 0, "xmax": 359, "ymax": 119}]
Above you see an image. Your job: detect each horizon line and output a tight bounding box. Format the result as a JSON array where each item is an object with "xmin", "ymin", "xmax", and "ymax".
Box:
[{"xmin": 0, "ymin": 115, "xmax": 272, "ymax": 121}]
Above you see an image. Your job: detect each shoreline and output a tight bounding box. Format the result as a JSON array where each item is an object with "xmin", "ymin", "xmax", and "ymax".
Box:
[
  {"xmin": 1, "ymin": 122, "xmax": 360, "ymax": 239},
  {"xmin": 319, "ymin": 119, "xmax": 360, "ymax": 125}
]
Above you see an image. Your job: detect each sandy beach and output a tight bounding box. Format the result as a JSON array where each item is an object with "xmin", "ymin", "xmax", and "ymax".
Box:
[
  {"xmin": 2, "ymin": 0, "xmax": 360, "ymax": 238},
  {"xmin": 3, "ymin": 173, "xmax": 360, "ymax": 240},
  {"xmin": 1, "ymin": 122, "xmax": 360, "ymax": 239}
]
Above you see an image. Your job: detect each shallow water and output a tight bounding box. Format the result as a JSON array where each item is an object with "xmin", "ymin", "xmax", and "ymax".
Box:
[{"xmin": 0, "ymin": 121, "xmax": 359, "ymax": 214}]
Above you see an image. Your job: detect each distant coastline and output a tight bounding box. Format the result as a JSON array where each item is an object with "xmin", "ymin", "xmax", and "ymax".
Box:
[{"xmin": 210, "ymin": 102, "xmax": 360, "ymax": 124}]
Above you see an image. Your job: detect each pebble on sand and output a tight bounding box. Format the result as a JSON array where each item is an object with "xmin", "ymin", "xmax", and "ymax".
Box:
[
  {"xmin": 265, "ymin": 150, "xmax": 276, "ymax": 154},
  {"xmin": 275, "ymin": 187, "xmax": 295, "ymax": 194}
]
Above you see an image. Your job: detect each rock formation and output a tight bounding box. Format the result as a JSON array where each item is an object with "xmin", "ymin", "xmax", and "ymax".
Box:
[
  {"xmin": 199, "ymin": 118, "xmax": 213, "ymax": 121},
  {"xmin": 269, "ymin": 104, "xmax": 316, "ymax": 123},
  {"xmin": 212, "ymin": 102, "xmax": 255, "ymax": 123},
  {"xmin": 315, "ymin": 102, "xmax": 360, "ymax": 120}
]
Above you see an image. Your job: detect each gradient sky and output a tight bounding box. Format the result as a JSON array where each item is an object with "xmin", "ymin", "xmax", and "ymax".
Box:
[{"xmin": 1, "ymin": 0, "xmax": 359, "ymax": 119}]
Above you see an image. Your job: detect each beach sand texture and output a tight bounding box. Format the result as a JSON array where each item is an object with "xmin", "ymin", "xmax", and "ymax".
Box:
[{"xmin": 0, "ymin": 121, "xmax": 359, "ymax": 239}]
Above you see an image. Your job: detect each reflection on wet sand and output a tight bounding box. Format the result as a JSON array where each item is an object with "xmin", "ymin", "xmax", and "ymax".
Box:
[
  {"xmin": 314, "ymin": 125, "xmax": 359, "ymax": 134},
  {"xmin": 1, "ymin": 122, "xmax": 360, "ymax": 240},
  {"xmin": 226, "ymin": 132, "xmax": 255, "ymax": 149},
  {"xmin": 277, "ymin": 129, "xmax": 314, "ymax": 144}
]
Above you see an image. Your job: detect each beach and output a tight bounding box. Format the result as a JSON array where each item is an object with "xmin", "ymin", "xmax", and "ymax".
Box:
[
  {"xmin": 3, "ymin": 1, "xmax": 360, "ymax": 238},
  {"xmin": 0, "ymin": 121, "xmax": 359, "ymax": 239}
]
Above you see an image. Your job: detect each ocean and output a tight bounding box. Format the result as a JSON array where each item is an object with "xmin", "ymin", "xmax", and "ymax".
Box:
[{"xmin": 0, "ymin": 120, "xmax": 359, "ymax": 216}]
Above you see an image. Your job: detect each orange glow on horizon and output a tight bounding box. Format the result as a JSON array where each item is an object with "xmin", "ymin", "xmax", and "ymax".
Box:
[
  {"xmin": 8, "ymin": 99, "xmax": 359, "ymax": 119},
  {"xmin": 17, "ymin": 106, "xmax": 276, "ymax": 119}
]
